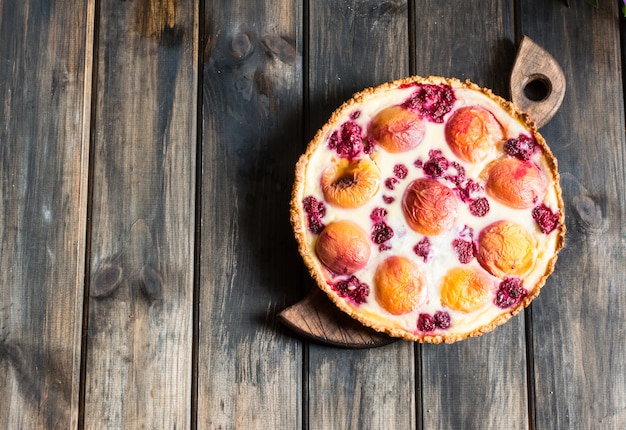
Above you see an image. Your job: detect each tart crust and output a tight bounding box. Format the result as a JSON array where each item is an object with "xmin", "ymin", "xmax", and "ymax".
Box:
[{"xmin": 290, "ymin": 76, "xmax": 565, "ymax": 344}]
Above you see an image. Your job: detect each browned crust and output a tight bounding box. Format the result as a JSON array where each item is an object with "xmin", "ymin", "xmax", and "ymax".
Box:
[{"xmin": 290, "ymin": 75, "xmax": 566, "ymax": 344}]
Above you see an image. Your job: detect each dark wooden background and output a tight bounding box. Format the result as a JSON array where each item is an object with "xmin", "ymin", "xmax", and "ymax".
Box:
[{"xmin": 1, "ymin": 0, "xmax": 624, "ymax": 428}]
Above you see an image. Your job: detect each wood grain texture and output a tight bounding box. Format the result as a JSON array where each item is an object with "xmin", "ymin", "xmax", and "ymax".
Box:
[
  {"xmin": 305, "ymin": 1, "xmax": 417, "ymax": 429},
  {"xmin": 82, "ymin": 0, "xmax": 197, "ymax": 427},
  {"xmin": 412, "ymin": 2, "xmax": 530, "ymax": 429},
  {"xmin": 0, "ymin": 0, "xmax": 93, "ymax": 428},
  {"xmin": 519, "ymin": 2, "xmax": 626, "ymax": 428},
  {"xmin": 197, "ymin": 1, "xmax": 303, "ymax": 428}
]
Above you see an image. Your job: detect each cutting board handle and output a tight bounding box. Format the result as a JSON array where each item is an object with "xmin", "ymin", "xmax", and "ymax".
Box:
[{"xmin": 510, "ymin": 35, "xmax": 566, "ymax": 129}]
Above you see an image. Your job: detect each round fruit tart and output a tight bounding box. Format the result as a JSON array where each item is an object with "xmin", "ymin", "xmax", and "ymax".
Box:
[{"xmin": 290, "ymin": 76, "xmax": 565, "ymax": 344}]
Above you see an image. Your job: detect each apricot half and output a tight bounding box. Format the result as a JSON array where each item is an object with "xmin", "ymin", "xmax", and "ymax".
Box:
[
  {"xmin": 321, "ymin": 158, "xmax": 381, "ymax": 208},
  {"xmin": 485, "ymin": 157, "xmax": 546, "ymax": 209},
  {"xmin": 476, "ymin": 220, "xmax": 536, "ymax": 278},
  {"xmin": 315, "ymin": 220, "xmax": 371, "ymax": 275},
  {"xmin": 374, "ymin": 256, "xmax": 426, "ymax": 315},
  {"xmin": 402, "ymin": 178, "xmax": 458, "ymax": 235},
  {"xmin": 368, "ymin": 105, "xmax": 426, "ymax": 153},
  {"xmin": 440, "ymin": 266, "xmax": 491, "ymax": 312},
  {"xmin": 445, "ymin": 106, "xmax": 504, "ymax": 163}
]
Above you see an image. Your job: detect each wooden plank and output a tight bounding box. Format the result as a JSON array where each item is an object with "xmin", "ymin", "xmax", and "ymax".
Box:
[
  {"xmin": 519, "ymin": 2, "xmax": 626, "ymax": 428},
  {"xmin": 411, "ymin": 2, "xmax": 530, "ymax": 429},
  {"xmin": 0, "ymin": 0, "xmax": 93, "ymax": 428},
  {"xmin": 305, "ymin": 2, "xmax": 417, "ymax": 429},
  {"xmin": 196, "ymin": 1, "xmax": 303, "ymax": 428},
  {"xmin": 82, "ymin": 0, "xmax": 197, "ymax": 427}
]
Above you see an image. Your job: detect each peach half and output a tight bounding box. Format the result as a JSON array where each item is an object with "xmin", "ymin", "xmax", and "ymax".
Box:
[
  {"xmin": 445, "ymin": 106, "xmax": 504, "ymax": 163},
  {"xmin": 402, "ymin": 178, "xmax": 458, "ymax": 236},
  {"xmin": 476, "ymin": 220, "xmax": 536, "ymax": 278},
  {"xmin": 440, "ymin": 266, "xmax": 491, "ymax": 313},
  {"xmin": 315, "ymin": 220, "xmax": 371, "ymax": 275},
  {"xmin": 321, "ymin": 157, "xmax": 381, "ymax": 208},
  {"xmin": 368, "ymin": 105, "xmax": 425, "ymax": 153},
  {"xmin": 485, "ymin": 157, "xmax": 546, "ymax": 209},
  {"xmin": 374, "ymin": 255, "xmax": 426, "ymax": 315}
]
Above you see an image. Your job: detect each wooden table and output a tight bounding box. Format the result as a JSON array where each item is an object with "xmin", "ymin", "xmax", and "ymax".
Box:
[{"xmin": 1, "ymin": 0, "xmax": 624, "ymax": 428}]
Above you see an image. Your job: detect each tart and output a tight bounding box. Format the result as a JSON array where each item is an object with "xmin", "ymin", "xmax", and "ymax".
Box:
[{"xmin": 290, "ymin": 76, "xmax": 565, "ymax": 344}]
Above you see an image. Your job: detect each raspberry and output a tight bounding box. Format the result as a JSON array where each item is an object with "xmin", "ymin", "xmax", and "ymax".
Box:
[
  {"xmin": 402, "ymin": 83, "xmax": 456, "ymax": 123},
  {"xmin": 333, "ymin": 275, "xmax": 370, "ymax": 304},
  {"xmin": 434, "ymin": 311, "xmax": 451, "ymax": 329},
  {"xmin": 302, "ymin": 195, "xmax": 326, "ymax": 234},
  {"xmin": 328, "ymin": 121, "xmax": 364, "ymax": 159},
  {"xmin": 417, "ymin": 313, "xmax": 436, "ymax": 332},
  {"xmin": 350, "ymin": 110, "xmax": 361, "ymax": 120},
  {"xmin": 469, "ymin": 197, "xmax": 490, "ymax": 217},
  {"xmin": 413, "ymin": 237, "xmax": 432, "ymax": 262},
  {"xmin": 372, "ymin": 222, "xmax": 394, "ymax": 245},
  {"xmin": 532, "ymin": 204, "xmax": 560, "ymax": 234},
  {"xmin": 446, "ymin": 161, "xmax": 466, "ymax": 187},
  {"xmin": 494, "ymin": 277, "xmax": 528, "ymax": 309},
  {"xmin": 393, "ymin": 163, "xmax": 408, "ymax": 179},
  {"xmin": 423, "ymin": 152, "xmax": 449, "ymax": 178},
  {"xmin": 385, "ymin": 177, "xmax": 399, "ymax": 190},
  {"xmin": 459, "ymin": 225, "xmax": 474, "ymax": 240},
  {"xmin": 383, "ymin": 195, "xmax": 395, "ymax": 204},
  {"xmin": 370, "ymin": 207, "xmax": 387, "ymax": 223},
  {"xmin": 455, "ymin": 178, "xmax": 481, "ymax": 203},
  {"xmin": 363, "ymin": 136, "xmax": 375, "ymax": 154},
  {"xmin": 452, "ymin": 238, "xmax": 474, "ymax": 264},
  {"xmin": 503, "ymin": 134, "xmax": 537, "ymax": 161}
]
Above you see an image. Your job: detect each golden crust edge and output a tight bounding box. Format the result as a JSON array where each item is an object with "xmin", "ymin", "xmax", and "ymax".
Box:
[{"xmin": 289, "ymin": 75, "xmax": 566, "ymax": 344}]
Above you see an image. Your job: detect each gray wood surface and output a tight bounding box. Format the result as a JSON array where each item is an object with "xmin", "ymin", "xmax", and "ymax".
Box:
[
  {"xmin": 519, "ymin": 2, "xmax": 626, "ymax": 428},
  {"xmin": 0, "ymin": 0, "xmax": 625, "ymax": 428},
  {"xmin": 82, "ymin": 0, "xmax": 197, "ymax": 427},
  {"xmin": 0, "ymin": 1, "xmax": 92, "ymax": 427},
  {"xmin": 197, "ymin": 0, "xmax": 303, "ymax": 427}
]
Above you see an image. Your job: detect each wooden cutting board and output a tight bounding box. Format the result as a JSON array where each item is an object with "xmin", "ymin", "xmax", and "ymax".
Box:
[{"xmin": 279, "ymin": 36, "xmax": 566, "ymax": 348}]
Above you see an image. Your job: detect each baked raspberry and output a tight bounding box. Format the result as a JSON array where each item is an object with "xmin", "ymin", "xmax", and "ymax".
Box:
[
  {"xmin": 455, "ymin": 178, "xmax": 481, "ymax": 203},
  {"xmin": 328, "ymin": 121, "xmax": 364, "ymax": 159},
  {"xmin": 459, "ymin": 225, "xmax": 474, "ymax": 240},
  {"xmin": 333, "ymin": 275, "xmax": 370, "ymax": 304},
  {"xmin": 446, "ymin": 161, "xmax": 466, "ymax": 186},
  {"xmin": 350, "ymin": 110, "xmax": 361, "ymax": 120},
  {"xmin": 394, "ymin": 163, "xmax": 409, "ymax": 179},
  {"xmin": 423, "ymin": 150, "xmax": 449, "ymax": 178},
  {"xmin": 383, "ymin": 195, "xmax": 395, "ymax": 204},
  {"xmin": 363, "ymin": 136, "xmax": 375, "ymax": 154},
  {"xmin": 385, "ymin": 177, "xmax": 399, "ymax": 190},
  {"xmin": 469, "ymin": 197, "xmax": 490, "ymax": 217},
  {"xmin": 303, "ymin": 195, "xmax": 326, "ymax": 234},
  {"xmin": 372, "ymin": 222, "xmax": 394, "ymax": 245},
  {"xmin": 494, "ymin": 277, "xmax": 527, "ymax": 309},
  {"xmin": 434, "ymin": 311, "xmax": 451, "ymax": 329},
  {"xmin": 402, "ymin": 83, "xmax": 456, "ymax": 123},
  {"xmin": 370, "ymin": 207, "xmax": 388, "ymax": 223},
  {"xmin": 532, "ymin": 204, "xmax": 560, "ymax": 234},
  {"xmin": 413, "ymin": 237, "xmax": 432, "ymax": 262},
  {"xmin": 452, "ymin": 238, "xmax": 474, "ymax": 264},
  {"xmin": 378, "ymin": 243, "xmax": 391, "ymax": 252},
  {"xmin": 503, "ymin": 134, "xmax": 537, "ymax": 161},
  {"xmin": 417, "ymin": 313, "xmax": 436, "ymax": 332}
]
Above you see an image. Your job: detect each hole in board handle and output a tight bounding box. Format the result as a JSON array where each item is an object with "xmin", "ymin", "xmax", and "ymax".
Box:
[{"xmin": 523, "ymin": 74, "xmax": 552, "ymax": 102}]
